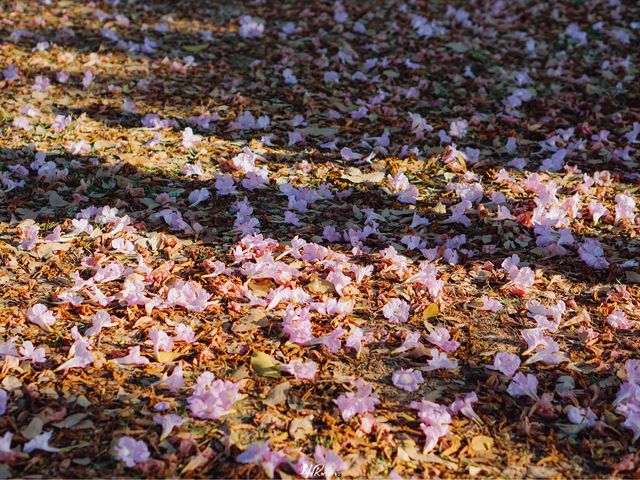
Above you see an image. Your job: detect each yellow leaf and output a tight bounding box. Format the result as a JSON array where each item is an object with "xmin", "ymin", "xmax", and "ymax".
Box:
[
  {"xmin": 251, "ymin": 351, "xmax": 281, "ymax": 378},
  {"xmin": 422, "ymin": 303, "xmax": 439, "ymax": 319},
  {"xmin": 470, "ymin": 435, "xmax": 494, "ymax": 454},
  {"xmin": 157, "ymin": 351, "xmax": 181, "ymax": 363}
]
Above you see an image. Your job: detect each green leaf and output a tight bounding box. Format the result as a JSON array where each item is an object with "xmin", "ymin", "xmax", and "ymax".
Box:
[{"xmin": 183, "ymin": 44, "xmax": 209, "ymax": 53}]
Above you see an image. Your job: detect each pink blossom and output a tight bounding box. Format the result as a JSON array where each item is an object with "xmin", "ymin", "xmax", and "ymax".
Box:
[
  {"xmin": 487, "ymin": 352, "xmax": 521, "ymax": 377},
  {"xmin": 382, "ymin": 298, "xmax": 410, "ymax": 323},
  {"xmin": 588, "ymin": 200, "xmax": 609, "ymax": 224},
  {"xmin": 149, "ymin": 328, "xmax": 173, "ymax": 353},
  {"xmin": 426, "ymin": 327, "xmax": 459, "ymax": 352},
  {"xmin": 395, "ymin": 330, "xmax": 423, "ymax": 353},
  {"xmin": 449, "ymin": 392, "xmax": 480, "ymax": 422},
  {"xmin": 27, "ymin": 304, "xmax": 56, "ymax": 331},
  {"xmin": 58, "ymin": 332, "xmax": 94, "ymax": 370},
  {"xmin": 477, "ymin": 295, "xmax": 502, "ymax": 312},
  {"xmin": 525, "ymin": 337, "xmax": 566, "ymax": 365},
  {"xmin": 165, "ymin": 280, "xmax": 212, "ymax": 312},
  {"xmin": 116, "ymin": 346, "xmax": 150, "ymax": 365},
  {"xmin": 182, "ymin": 127, "xmax": 202, "ymax": 149},
  {"xmin": 313, "ymin": 446, "xmax": 349, "ymax": 479},
  {"xmin": 282, "ymin": 360, "xmax": 317, "ymax": 380},
  {"xmin": 237, "ymin": 441, "xmax": 287, "ymax": 479},
  {"xmin": 423, "ymin": 349, "xmax": 458, "ymax": 371},
  {"xmin": 326, "ymin": 270, "xmax": 351, "ymax": 296},
  {"xmin": 174, "ymin": 324, "xmax": 196, "ymax": 343},
  {"xmin": 188, "ymin": 372, "xmax": 242, "ymax": 419},
  {"xmin": 615, "ymin": 193, "xmax": 636, "ymax": 223},
  {"xmin": 114, "ymin": 437, "xmax": 150, "ymax": 467},
  {"xmin": 282, "ymin": 306, "xmax": 314, "ymax": 345},
  {"xmin": 162, "ymin": 365, "xmax": 184, "ymax": 392},
  {"xmin": 334, "ymin": 379, "xmax": 380, "ymax": 421},
  {"xmin": 19, "ymin": 223, "xmax": 39, "ymax": 251},
  {"xmin": 507, "ymin": 372, "xmax": 539, "ymax": 400},
  {"xmin": 607, "ymin": 310, "xmax": 635, "ymax": 330},
  {"xmin": 85, "ymin": 310, "xmax": 116, "ymax": 336},
  {"xmin": 392, "ymin": 368, "xmax": 424, "ymax": 392},
  {"xmin": 19, "ymin": 341, "xmax": 46, "ymax": 363},
  {"xmin": 410, "ymin": 400, "xmax": 452, "ymax": 452},
  {"xmin": 316, "ymin": 327, "xmax": 346, "ymax": 353},
  {"xmin": 153, "ymin": 414, "xmax": 186, "ymax": 440}
]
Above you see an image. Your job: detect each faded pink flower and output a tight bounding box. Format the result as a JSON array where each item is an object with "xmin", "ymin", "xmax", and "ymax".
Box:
[
  {"xmin": 334, "ymin": 379, "xmax": 380, "ymax": 421},
  {"xmin": 115, "ymin": 436, "xmax": 150, "ymax": 467},
  {"xmin": 392, "ymin": 368, "xmax": 424, "ymax": 392},
  {"xmin": 27, "ymin": 304, "xmax": 56, "ymax": 331},
  {"xmin": 507, "ymin": 372, "xmax": 539, "ymax": 400},
  {"xmin": 382, "ymin": 298, "xmax": 410, "ymax": 324},
  {"xmin": 488, "ymin": 352, "xmax": 521, "ymax": 377},
  {"xmin": 188, "ymin": 372, "xmax": 241, "ymax": 420}
]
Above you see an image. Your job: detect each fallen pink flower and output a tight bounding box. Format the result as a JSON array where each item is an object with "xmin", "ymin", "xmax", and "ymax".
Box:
[{"xmin": 114, "ymin": 436, "xmax": 150, "ymax": 467}]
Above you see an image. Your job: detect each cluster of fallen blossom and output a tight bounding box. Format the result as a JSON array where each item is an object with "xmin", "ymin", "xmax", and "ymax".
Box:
[{"xmin": 1, "ymin": 0, "xmax": 639, "ymax": 477}]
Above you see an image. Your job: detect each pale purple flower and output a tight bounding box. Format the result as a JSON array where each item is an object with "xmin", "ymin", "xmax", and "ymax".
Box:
[
  {"xmin": 238, "ymin": 16, "xmax": 265, "ymax": 39},
  {"xmin": 182, "ymin": 127, "xmax": 202, "ymax": 149},
  {"xmin": 237, "ymin": 441, "xmax": 287, "ymax": 479},
  {"xmin": 382, "ymin": 298, "xmax": 410, "ymax": 323},
  {"xmin": 567, "ymin": 406, "xmax": 597, "ymax": 427},
  {"xmin": 24, "ymin": 431, "xmax": 60, "ymax": 453},
  {"xmin": 449, "ymin": 119, "xmax": 468, "ymax": 138},
  {"xmin": 12, "ymin": 116, "xmax": 32, "ymax": 131},
  {"xmin": 426, "ymin": 327, "xmax": 459, "ymax": 352},
  {"xmin": 334, "ymin": 379, "xmax": 380, "ymax": 421},
  {"xmin": 188, "ymin": 188, "xmax": 210, "ymax": 207},
  {"xmin": 32, "ymin": 75, "xmax": 51, "ymax": 91},
  {"xmin": 488, "ymin": 352, "xmax": 521, "ymax": 377},
  {"xmin": 0, "ymin": 389, "xmax": 6, "ymax": 415},
  {"xmin": 153, "ymin": 414, "xmax": 186, "ymax": 440},
  {"xmin": 477, "ymin": 295, "xmax": 502, "ymax": 312},
  {"xmin": 507, "ymin": 372, "xmax": 539, "ymax": 400},
  {"xmin": 578, "ymin": 238, "xmax": 609, "ymax": 270},
  {"xmin": 282, "ymin": 360, "xmax": 317, "ymax": 380},
  {"xmin": 0, "ymin": 432, "xmax": 15, "ymax": 460},
  {"xmin": 215, "ymin": 173, "xmax": 238, "ymax": 196},
  {"xmin": 423, "ymin": 349, "xmax": 458, "ymax": 371},
  {"xmin": 114, "ymin": 437, "xmax": 150, "ymax": 467},
  {"xmin": 392, "ymin": 368, "xmax": 424, "ymax": 392},
  {"xmin": 27, "ymin": 304, "xmax": 56, "ymax": 331},
  {"xmin": 116, "ymin": 346, "xmax": 150, "ymax": 365},
  {"xmin": 82, "ymin": 69, "xmax": 94, "ymax": 88},
  {"xmin": 188, "ymin": 372, "xmax": 242, "ymax": 419},
  {"xmin": 449, "ymin": 392, "xmax": 480, "ymax": 422},
  {"xmin": 626, "ymin": 359, "xmax": 640, "ymax": 384},
  {"xmin": 316, "ymin": 327, "xmax": 346, "ymax": 353},
  {"xmin": 163, "ymin": 365, "xmax": 184, "ymax": 392}
]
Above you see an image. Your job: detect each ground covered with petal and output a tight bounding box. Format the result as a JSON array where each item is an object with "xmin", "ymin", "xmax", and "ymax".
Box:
[{"xmin": 0, "ymin": 0, "xmax": 639, "ymax": 478}]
